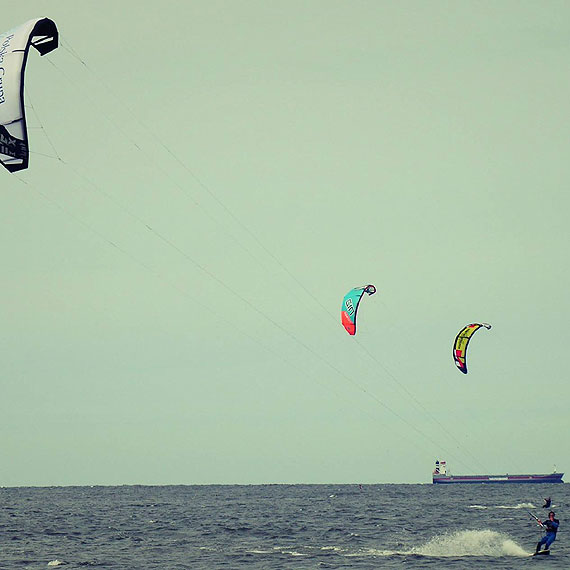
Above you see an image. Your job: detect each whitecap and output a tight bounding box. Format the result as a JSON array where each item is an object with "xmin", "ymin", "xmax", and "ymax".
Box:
[
  {"xmin": 321, "ymin": 545, "xmax": 346, "ymax": 552},
  {"xmin": 246, "ymin": 549, "xmax": 274, "ymax": 554}
]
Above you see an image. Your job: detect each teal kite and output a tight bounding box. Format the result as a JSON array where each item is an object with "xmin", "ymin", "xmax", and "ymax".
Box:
[{"xmin": 341, "ymin": 285, "xmax": 376, "ymax": 335}]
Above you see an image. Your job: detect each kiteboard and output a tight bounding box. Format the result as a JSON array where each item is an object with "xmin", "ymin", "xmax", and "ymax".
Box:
[{"xmin": 531, "ymin": 549, "xmax": 550, "ymax": 556}]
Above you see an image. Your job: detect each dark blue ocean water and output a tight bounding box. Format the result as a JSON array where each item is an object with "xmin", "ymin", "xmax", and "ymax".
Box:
[{"xmin": 0, "ymin": 483, "xmax": 567, "ymax": 569}]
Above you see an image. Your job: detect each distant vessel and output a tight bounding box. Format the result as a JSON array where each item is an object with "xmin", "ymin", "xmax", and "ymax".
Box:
[{"xmin": 432, "ymin": 460, "xmax": 564, "ymax": 484}]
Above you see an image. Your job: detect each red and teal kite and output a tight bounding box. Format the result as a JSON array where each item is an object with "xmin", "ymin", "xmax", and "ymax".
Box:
[{"xmin": 341, "ymin": 284, "xmax": 376, "ymax": 335}]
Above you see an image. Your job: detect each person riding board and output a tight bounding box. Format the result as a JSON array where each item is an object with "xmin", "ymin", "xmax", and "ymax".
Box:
[
  {"xmin": 542, "ymin": 497, "xmax": 551, "ymax": 508},
  {"xmin": 535, "ymin": 511, "xmax": 559, "ymax": 553}
]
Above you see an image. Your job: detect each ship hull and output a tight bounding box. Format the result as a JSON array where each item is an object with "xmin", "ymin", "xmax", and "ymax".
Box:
[{"xmin": 433, "ymin": 473, "xmax": 564, "ymax": 484}]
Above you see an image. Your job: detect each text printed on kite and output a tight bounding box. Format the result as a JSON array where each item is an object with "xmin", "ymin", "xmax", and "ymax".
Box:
[
  {"xmin": 452, "ymin": 323, "xmax": 492, "ymax": 374},
  {"xmin": 0, "ymin": 18, "xmax": 58, "ymax": 172},
  {"xmin": 341, "ymin": 285, "xmax": 376, "ymax": 335}
]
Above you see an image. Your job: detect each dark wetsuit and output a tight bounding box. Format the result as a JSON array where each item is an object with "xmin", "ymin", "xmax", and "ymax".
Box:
[{"xmin": 537, "ymin": 517, "xmax": 559, "ymax": 551}]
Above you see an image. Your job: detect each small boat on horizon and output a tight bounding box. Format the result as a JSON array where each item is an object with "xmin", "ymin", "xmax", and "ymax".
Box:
[{"xmin": 432, "ymin": 460, "xmax": 564, "ymax": 484}]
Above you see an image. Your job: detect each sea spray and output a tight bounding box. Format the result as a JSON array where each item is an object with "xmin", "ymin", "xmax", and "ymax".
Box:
[{"xmin": 412, "ymin": 530, "xmax": 528, "ymax": 557}]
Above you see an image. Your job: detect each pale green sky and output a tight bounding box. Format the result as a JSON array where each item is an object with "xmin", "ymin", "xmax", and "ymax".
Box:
[{"xmin": 2, "ymin": 1, "xmax": 569, "ymax": 486}]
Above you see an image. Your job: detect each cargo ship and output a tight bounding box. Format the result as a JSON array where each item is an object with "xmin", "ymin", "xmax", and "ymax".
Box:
[{"xmin": 432, "ymin": 460, "xmax": 564, "ymax": 484}]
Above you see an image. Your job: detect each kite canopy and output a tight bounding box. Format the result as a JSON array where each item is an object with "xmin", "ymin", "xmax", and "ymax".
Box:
[
  {"xmin": 0, "ymin": 17, "xmax": 58, "ymax": 172},
  {"xmin": 453, "ymin": 323, "xmax": 491, "ymax": 374},
  {"xmin": 341, "ymin": 284, "xmax": 376, "ymax": 335}
]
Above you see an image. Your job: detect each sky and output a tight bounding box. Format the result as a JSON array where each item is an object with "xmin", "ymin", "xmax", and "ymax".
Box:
[{"xmin": 1, "ymin": 1, "xmax": 569, "ymax": 486}]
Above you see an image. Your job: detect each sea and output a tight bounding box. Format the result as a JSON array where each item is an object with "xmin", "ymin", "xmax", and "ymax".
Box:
[{"xmin": 0, "ymin": 483, "xmax": 567, "ymax": 569}]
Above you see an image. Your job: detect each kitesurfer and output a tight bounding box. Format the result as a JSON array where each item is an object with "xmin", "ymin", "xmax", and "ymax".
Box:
[
  {"xmin": 535, "ymin": 511, "xmax": 559, "ymax": 553},
  {"xmin": 542, "ymin": 497, "xmax": 551, "ymax": 508}
]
